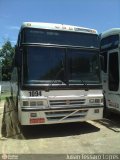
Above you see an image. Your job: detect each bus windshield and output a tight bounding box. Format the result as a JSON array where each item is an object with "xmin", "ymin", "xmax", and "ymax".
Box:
[
  {"xmin": 22, "ymin": 28, "xmax": 99, "ymax": 48},
  {"xmin": 23, "ymin": 46, "xmax": 100, "ymax": 85}
]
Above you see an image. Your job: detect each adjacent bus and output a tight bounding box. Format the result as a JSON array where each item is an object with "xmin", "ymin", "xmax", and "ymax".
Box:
[
  {"xmin": 100, "ymin": 28, "xmax": 120, "ymax": 114},
  {"xmin": 11, "ymin": 22, "xmax": 103, "ymax": 125}
]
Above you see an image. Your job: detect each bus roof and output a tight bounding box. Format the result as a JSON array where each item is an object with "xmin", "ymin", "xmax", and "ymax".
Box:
[
  {"xmin": 20, "ymin": 22, "xmax": 97, "ymax": 34},
  {"xmin": 101, "ymin": 28, "xmax": 120, "ymax": 38}
]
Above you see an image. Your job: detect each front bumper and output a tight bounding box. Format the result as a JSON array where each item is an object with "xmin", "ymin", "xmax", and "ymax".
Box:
[{"xmin": 20, "ymin": 106, "xmax": 103, "ymax": 125}]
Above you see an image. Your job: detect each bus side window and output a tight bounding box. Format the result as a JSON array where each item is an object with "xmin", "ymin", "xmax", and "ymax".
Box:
[{"xmin": 109, "ymin": 52, "xmax": 119, "ymax": 91}]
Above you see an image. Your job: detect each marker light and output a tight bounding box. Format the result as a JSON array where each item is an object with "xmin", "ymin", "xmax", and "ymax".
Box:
[
  {"xmin": 69, "ymin": 27, "xmax": 73, "ymax": 30},
  {"xmin": 92, "ymin": 30, "xmax": 96, "ymax": 33},
  {"xmin": 27, "ymin": 23, "xmax": 31, "ymax": 26},
  {"xmin": 62, "ymin": 26, "xmax": 66, "ymax": 29}
]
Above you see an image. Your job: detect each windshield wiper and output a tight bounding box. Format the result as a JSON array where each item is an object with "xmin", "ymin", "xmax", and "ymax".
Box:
[
  {"xmin": 69, "ymin": 79, "xmax": 89, "ymax": 91},
  {"xmin": 46, "ymin": 61, "xmax": 67, "ymax": 91},
  {"xmin": 80, "ymin": 79, "xmax": 89, "ymax": 91}
]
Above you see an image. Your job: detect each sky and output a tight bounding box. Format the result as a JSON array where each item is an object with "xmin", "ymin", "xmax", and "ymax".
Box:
[{"xmin": 0, "ymin": 0, "xmax": 120, "ymax": 48}]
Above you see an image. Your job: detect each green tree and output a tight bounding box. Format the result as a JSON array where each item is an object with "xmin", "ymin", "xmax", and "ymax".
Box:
[{"xmin": 0, "ymin": 41, "xmax": 15, "ymax": 81}]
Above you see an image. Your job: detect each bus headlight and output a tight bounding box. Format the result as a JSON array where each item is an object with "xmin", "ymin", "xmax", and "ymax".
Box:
[
  {"xmin": 23, "ymin": 101, "xmax": 29, "ymax": 106},
  {"xmin": 89, "ymin": 99, "xmax": 95, "ymax": 103},
  {"xmin": 30, "ymin": 101, "xmax": 44, "ymax": 106},
  {"xmin": 89, "ymin": 98, "xmax": 102, "ymax": 104},
  {"xmin": 95, "ymin": 99, "xmax": 101, "ymax": 103},
  {"xmin": 30, "ymin": 101, "xmax": 36, "ymax": 106},
  {"xmin": 37, "ymin": 101, "xmax": 43, "ymax": 106},
  {"xmin": 22, "ymin": 100, "xmax": 44, "ymax": 107}
]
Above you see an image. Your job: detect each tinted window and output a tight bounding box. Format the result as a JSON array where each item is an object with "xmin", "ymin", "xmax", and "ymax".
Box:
[
  {"xmin": 23, "ymin": 46, "xmax": 100, "ymax": 85},
  {"xmin": 22, "ymin": 28, "xmax": 99, "ymax": 48},
  {"xmin": 23, "ymin": 47, "xmax": 65, "ymax": 83},
  {"xmin": 101, "ymin": 35, "xmax": 119, "ymax": 51},
  {"xmin": 109, "ymin": 52, "xmax": 119, "ymax": 91},
  {"xmin": 68, "ymin": 49, "xmax": 100, "ymax": 84}
]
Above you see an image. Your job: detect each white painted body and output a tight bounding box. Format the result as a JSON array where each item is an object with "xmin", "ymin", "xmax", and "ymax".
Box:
[
  {"xmin": 11, "ymin": 22, "xmax": 103, "ymax": 125},
  {"xmin": 18, "ymin": 89, "xmax": 103, "ymax": 125},
  {"xmin": 101, "ymin": 28, "xmax": 120, "ymax": 113}
]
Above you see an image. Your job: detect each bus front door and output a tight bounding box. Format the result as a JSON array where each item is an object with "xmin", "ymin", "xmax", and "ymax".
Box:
[{"xmin": 106, "ymin": 49, "xmax": 120, "ymax": 112}]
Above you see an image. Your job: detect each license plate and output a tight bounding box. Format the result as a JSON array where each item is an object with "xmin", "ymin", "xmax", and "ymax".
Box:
[{"xmin": 30, "ymin": 118, "xmax": 45, "ymax": 124}]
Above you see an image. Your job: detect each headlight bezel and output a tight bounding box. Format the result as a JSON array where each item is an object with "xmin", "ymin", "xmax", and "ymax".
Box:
[
  {"xmin": 89, "ymin": 98, "xmax": 103, "ymax": 104},
  {"xmin": 22, "ymin": 100, "xmax": 44, "ymax": 107}
]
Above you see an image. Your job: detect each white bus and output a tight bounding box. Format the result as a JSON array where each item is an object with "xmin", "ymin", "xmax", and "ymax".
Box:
[
  {"xmin": 11, "ymin": 22, "xmax": 103, "ymax": 125},
  {"xmin": 100, "ymin": 28, "xmax": 120, "ymax": 114}
]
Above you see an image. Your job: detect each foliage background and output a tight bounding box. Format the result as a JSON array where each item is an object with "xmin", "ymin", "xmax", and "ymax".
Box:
[{"xmin": 0, "ymin": 41, "xmax": 15, "ymax": 81}]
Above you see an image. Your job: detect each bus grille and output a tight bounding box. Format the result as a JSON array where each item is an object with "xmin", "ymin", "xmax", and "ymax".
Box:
[
  {"xmin": 49, "ymin": 99, "xmax": 85, "ymax": 108},
  {"xmin": 45, "ymin": 109, "xmax": 88, "ymax": 122}
]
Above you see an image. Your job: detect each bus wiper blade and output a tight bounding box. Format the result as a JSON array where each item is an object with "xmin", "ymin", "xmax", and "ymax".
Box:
[
  {"xmin": 46, "ymin": 62, "xmax": 66, "ymax": 91},
  {"xmin": 80, "ymin": 79, "xmax": 89, "ymax": 91}
]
